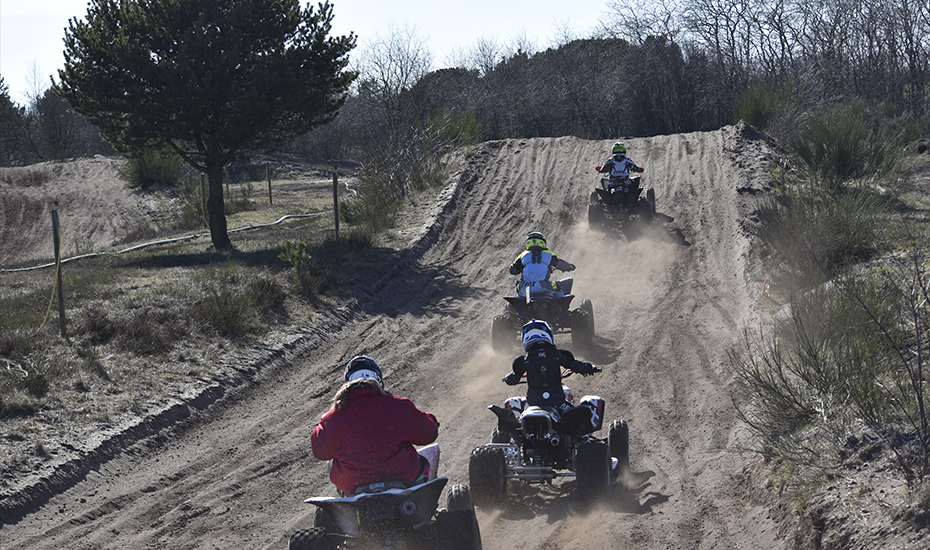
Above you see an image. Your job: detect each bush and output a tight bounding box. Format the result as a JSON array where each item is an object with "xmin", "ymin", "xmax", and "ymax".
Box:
[
  {"xmin": 118, "ymin": 148, "xmax": 186, "ymax": 188},
  {"xmin": 751, "ymin": 184, "xmax": 888, "ymax": 287},
  {"xmin": 343, "ymin": 115, "xmax": 460, "ymax": 234},
  {"xmin": 191, "ymin": 263, "xmax": 258, "ymax": 337},
  {"xmin": 176, "ymin": 174, "xmax": 208, "ymax": 229},
  {"xmin": 734, "ymin": 82, "xmax": 786, "ymax": 130},
  {"xmin": 788, "ymin": 101, "xmax": 905, "ymax": 192},
  {"xmin": 735, "ymin": 236, "xmax": 930, "ymax": 484}
]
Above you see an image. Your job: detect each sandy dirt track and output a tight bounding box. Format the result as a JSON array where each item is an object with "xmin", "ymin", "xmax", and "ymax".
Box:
[{"xmin": 0, "ymin": 123, "xmax": 784, "ymax": 549}]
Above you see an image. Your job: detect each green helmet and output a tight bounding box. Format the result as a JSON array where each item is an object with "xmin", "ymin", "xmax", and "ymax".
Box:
[
  {"xmin": 525, "ymin": 231, "xmax": 547, "ymax": 250},
  {"xmin": 612, "ymin": 142, "xmax": 627, "ymax": 155}
]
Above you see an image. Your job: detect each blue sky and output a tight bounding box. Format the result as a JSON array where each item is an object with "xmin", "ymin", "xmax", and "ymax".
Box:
[{"xmin": 1, "ymin": 0, "xmax": 610, "ymax": 106}]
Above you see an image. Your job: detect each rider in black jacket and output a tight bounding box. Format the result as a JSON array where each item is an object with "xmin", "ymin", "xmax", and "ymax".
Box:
[{"xmin": 503, "ymin": 320, "xmax": 600, "ymax": 411}]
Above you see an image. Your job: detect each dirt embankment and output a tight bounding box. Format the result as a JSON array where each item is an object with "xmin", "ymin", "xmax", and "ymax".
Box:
[{"xmin": 2, "ymin": 124, "xmax": 803, "ymax": 549}]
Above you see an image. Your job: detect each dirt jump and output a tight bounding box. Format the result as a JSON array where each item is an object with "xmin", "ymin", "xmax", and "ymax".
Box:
[{"xmin": 1, "ymin": 123, "xmax": 786, "ymax": 549}]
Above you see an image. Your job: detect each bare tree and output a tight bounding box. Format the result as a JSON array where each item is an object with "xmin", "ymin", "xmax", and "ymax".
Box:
[
  {"xmin": 600, "ymin": 0, "xmax": 684, "ymax": 44},
  {"xmin": 355, "ymin": 25, "xmax": 433, "ymax": 134}
]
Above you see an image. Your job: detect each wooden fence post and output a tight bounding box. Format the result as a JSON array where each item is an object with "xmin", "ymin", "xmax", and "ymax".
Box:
[
  {"xmin": 332, "ymin": 171, "xmax": 339, "ymax": 241},
  {"xmin": 51, "ymin": 205, "xmax": 67, "ymax": 339},
  {"xmin": 267, "ymin": 162, "xmax": 272, "ymax": 205}
]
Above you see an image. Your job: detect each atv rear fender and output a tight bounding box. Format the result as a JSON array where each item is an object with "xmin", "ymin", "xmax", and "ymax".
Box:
[{"xmin": 303, "ymin": 477, "xmax": 448, "ymax": 536}]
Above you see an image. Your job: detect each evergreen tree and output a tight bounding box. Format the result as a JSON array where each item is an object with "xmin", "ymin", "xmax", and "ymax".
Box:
[{"xmin": 56, "ymin": 0, "xmax": 357, "ymax": 249}]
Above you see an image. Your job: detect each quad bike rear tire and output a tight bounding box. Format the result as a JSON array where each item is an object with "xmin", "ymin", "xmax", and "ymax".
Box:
[
  {"xmin": 638, "ymin": 198, "xmax": 655, "ymax": 221},
  {"xmin": 491, "ymin": 315, "xmax": 514, "ymax": 354},
  {"xmin": 468, "ymin": 446, "xmax": 507, "ymax": 507},
  {"xmin": 587, "ymin": 202, "xmax": 604, "ymax": 228},
  {"xmin": 289, "ymin": 527, "xmax": 329, "ymax": 550},
  {"xmin": 312, "ymin": 507, "xmax": 339, "ymax": 533},
  {"xmin": 647, "ymin": 188, "xmax": 656, "ymax": 215},
  {"xmin": 608, "ymin": 418, "xmax": 630, "ymax": 473},
  {"xmin": 434, "ymin": 509, "xmax": 483, "ymax": 550},
  {"xmin": 574, "ymin": 441, "xmax": 612, "ymax": 502},
  {"xmin": 571, "ymin": 308, "xmax": 594, "ymax": 351}
]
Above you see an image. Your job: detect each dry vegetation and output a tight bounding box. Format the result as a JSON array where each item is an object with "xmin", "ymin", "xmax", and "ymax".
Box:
[{"xmin": 0, "ymin": 156, "xmax": 448, "ymax": 504}]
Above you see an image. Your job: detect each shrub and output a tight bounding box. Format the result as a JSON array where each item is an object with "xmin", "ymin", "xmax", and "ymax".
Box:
[
  {"xmin": 191, "ymin": 263, "xmax": 257, "ymax": 337},
  {"xmin": 118, "ymin": 148, "xmax": 186, "ymax": 188},
  {"xmin": 734, "ymin": 82, "xmax": 785, "ymax": 130},
  {"xmin": 343, "ymin": 116, "xmax": 459, "ymax": 234},
  {"xmin": 115, "ymin": 308, "xmax": 180, "ymax": 355},
  {"xmin": 751, "ymin": 184, "xmax": 888, "ymax": 287},
  {"xmin": 788, "ymin": 101, "xmax": 905, "ymax": 192},
  {"xmin": 77, "ymin": 306, "xmax": 118, "ymax": 345},
  {"xmin": 247, "ymin": 276, "xmax": 288, "ymax": 320},
  {"xmin": 735, "ymin": 237, "xmax": 930, "ymax": 484},
  {"xmin": 176, "ymin": 174, "xmax": 208, "ymax": 229}
]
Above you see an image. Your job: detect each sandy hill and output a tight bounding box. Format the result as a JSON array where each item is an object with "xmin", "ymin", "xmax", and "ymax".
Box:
[{"xmin": 2, "ymin": 124, "xmax": 794, "ymax": 549}]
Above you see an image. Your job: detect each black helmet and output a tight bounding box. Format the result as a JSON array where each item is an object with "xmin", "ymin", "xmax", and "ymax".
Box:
[
  {"xmin": 525, "ymin": 231, "xmax": 547, "ymax": 249},
  {"xmin": 344, "ymin": 355, "xmax": 383, "ymax": 388}
]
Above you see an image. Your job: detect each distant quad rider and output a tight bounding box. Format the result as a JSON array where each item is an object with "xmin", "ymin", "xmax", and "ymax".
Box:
[
  {"xmin": 597, "ymin": 141, "xmax": 644, "ymax": 189},
  {"xmin": 502, "ymin": 319, "xmax": 600, "ymax": 411},
  {"xmin": 310, "ymin": 356, "xmax": 439, "ymax": 496},
  {"xmin": 509, "ymin": 231, "xmax": 575, "ymax": 298}
]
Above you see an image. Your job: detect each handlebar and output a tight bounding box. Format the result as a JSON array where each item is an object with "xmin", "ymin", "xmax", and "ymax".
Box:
[{"xmin": 508, "ymin": 368, "xmax": 598, "ymax": 384}]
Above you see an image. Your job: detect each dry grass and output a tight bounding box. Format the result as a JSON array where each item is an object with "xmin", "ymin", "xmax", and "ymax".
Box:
[{"xmin": 0, "ymin": 160, "xmax": 447, "ymax": 483}]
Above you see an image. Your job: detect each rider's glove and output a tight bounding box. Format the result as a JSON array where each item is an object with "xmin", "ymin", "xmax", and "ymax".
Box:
[
  {"xmin": 502, "ymin": 373, "xmax": 521, "ymax": 386},
  {"xmin": 582, "ymin": 363, "xmax": 601, "ymax": 376}
]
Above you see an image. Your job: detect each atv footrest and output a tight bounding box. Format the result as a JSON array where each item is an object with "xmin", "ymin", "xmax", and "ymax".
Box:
[
  {"xmin": 506, "ymin": 466, "xmax": 575, "ymax": 482},
  {"xmin": 485, "ymin": 443, "xmax": 521, "ymax": 469}
]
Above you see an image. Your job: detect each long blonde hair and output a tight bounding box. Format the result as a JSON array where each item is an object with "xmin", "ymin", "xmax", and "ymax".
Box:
[{"xmin": 333, "ymin": 378, "xmax": 385, "ymax": 410}]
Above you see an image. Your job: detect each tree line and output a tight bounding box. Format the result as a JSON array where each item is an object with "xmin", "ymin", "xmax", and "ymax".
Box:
[{"xmin": 2, "ymin": 0, "xmax": 927, "ymax": 166}]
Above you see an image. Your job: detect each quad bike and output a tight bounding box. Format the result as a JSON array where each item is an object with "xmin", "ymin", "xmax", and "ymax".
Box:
[
  {"xmin": 289, "ymin": 447, "xmax": 482, "ymax": 550},
  {"xmin": 588, "ymin": 168, "xmax": 656, "ymax": 228},
  {"xmin": 289, "ymin": 477, "xmax": 481, "ymax": 550},
  {"xmin": 467, "ymin": 371, "xmax": 630, "ymax": 507},
  {"xmin": 490, "ymin": 278, "xmax": 595, "ymax": 354}
]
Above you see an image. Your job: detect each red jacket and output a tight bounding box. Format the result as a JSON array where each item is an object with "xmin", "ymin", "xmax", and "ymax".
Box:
[{"xmin": 310, "ymin": 386, "xmax": 439, "ymax": 494}]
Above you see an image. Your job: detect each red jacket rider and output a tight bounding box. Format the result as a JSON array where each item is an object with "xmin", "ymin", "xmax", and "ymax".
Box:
[{"xmin": 311, "ymin": 356, "xmax": 439, "ymax": 495}]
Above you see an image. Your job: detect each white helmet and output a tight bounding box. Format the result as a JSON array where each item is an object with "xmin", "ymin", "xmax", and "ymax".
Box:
[{"xmin": 522, "ymin": 319, "xmax": 554, "ymax": 351}]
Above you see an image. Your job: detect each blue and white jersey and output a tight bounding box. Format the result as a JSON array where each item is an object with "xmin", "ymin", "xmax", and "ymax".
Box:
[
  {"xmin": 601, "ymin": 155, "xmax": 640, "ymax": 179},
  {"xmin": 517, "ymin": 249, "xmax": 554, "ymax": 283}
]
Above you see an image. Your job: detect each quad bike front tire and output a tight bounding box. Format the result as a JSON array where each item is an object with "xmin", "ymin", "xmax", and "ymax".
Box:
[
  {"xmin": 574, "ymin": 441, "xmax": 612, "ymax": 503},
  {"xmin": 578, "ymin": 299, "xmax": 595, "ymax": 336},
  {"xmin": 571, "ymin": 308, "xmax": 595, "ymax": 351},
  {"xmin": 468, "ymin": 446, "xmax": 507, "ymax": 507},
  {"xmin": 608, "ymin": 418, "xmax": 630, "ymax": 473},
  {"xmin": 289, "ymin": 527, "xmax": 329, "ymax": 550},
  {"xmin": 447, "ymin": 483, "xmax": 475, "ymax": 512},
  {"xmin": 491, "ymin": 315, "xmax": 514, "ymax": 354}
]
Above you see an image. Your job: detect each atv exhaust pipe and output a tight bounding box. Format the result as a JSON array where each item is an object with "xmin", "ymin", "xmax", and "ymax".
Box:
[{"xmin": 549, "ymin": 434, "xmax": 560, "ymax": 447}]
